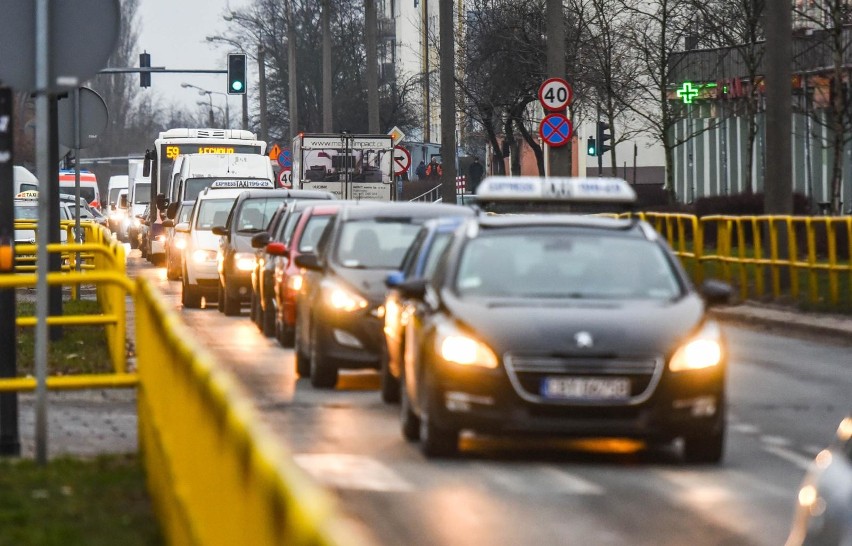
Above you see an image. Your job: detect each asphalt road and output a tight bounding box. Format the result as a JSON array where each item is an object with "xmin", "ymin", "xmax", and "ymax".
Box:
[{"xmin": 132, "ymin": 256, "xmax": 851, "ymax": 546}]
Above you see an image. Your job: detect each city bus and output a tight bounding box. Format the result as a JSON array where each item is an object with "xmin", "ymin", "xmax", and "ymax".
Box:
[{"xmin": 141, "ymin": 128, "xmax": 267, "ymax": 260}]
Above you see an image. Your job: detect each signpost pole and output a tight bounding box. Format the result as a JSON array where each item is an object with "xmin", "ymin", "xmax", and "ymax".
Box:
[{"xmin": 73, "ymin": 88, "xmax": 82, "ymax": 293}]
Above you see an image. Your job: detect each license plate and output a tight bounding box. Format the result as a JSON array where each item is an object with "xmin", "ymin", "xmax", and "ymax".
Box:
[{"xmin": 540, "ymin": 376, "xmax": 631, "ymax": 400}]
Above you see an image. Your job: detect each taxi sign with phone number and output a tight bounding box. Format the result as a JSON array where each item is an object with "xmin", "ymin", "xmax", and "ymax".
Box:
[
  {"xmin": 210, "ymin": 179, "xmax": 274, "ymax": 189},
  {"xmin": 16, "ymin": 190, "xmax": 39, "ymax": 199}
]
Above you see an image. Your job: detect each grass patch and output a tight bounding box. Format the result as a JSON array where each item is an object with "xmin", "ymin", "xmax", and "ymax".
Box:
[
  {"xmin": 0, "ymin": 454, "xmax": 163, "ymax": 546},
  {"xmin": 15, "ymin": 300, "xmax": 113, "ymax": 376}
]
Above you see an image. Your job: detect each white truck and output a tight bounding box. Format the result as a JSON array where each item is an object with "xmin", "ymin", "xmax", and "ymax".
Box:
[
  {"xmin": 292, "ymin": 133, "xmax": 395, "ymax": 200},
  {"xmin": 166, "ymin": 152, "xmax": 274, "ymax": 205}
]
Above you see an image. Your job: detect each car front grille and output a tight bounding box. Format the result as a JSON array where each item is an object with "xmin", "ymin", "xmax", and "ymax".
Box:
[{"xmin": 503, "ymin": 354, "xmax": 664, "ymax": 406}]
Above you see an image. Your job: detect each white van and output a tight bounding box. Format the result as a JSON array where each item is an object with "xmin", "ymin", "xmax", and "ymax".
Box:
[
  {"xmin": 127, "ymin": 175, "xmax": 152, "ymax": 249},
  {"xmin": 12, "ymin": 166, "xmax": 39, "ymax": 195},
  {"xmin": 59, "ymin": 170, "xmax": 101, "ymax": 210},
  {"xmin": 168, "ymin": 153, "xmax": 274, "ymax": 205}
]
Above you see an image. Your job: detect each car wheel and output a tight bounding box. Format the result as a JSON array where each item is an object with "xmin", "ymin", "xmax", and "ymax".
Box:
[
  {"xmin": 277, "ymin": 316, "xmax": 295, "ymax": 348},
  {"xmin": 309, "ymin": 323, "xmax": 338, "ymax": 389},
  {"xmin": 262, "ymin": 298, "xmax": 276, "ymax": 337},
  {"xmin": 400, "ymin": 373, "xmax": 420, "ymax": 442},
  {"xmin": 217, "ymin": 283, "xmax": 225, "ymax": 313},
  {"xmin": 166, "ymin": 257, "xmax": 179, "ymax": 280},
  {"xmin": 222, "ymin": 285, "xmax": 241, "ymax": 316},
  {"xmin": 419, "ymin": 378, "xmax": 459, "ymax": 458},
  {"xmin": 294, "ymin": 318, "xmax": 311, "ymax": 377},
  {"xmin": 182, "ymin": 279, "xmax": 202, "ymax": 309},
  {"xmin": 682, "ymin": 424, "xmax": 725, "ymax": 464},
  {"xmin": 250, "ymin": 291, "xmax": 260, "ymax": 326},
  {"xmin": 380, "ymin": 350, "xmax": 401, "ymax": 404}
]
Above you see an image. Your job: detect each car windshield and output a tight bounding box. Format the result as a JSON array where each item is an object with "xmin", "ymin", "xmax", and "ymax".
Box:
[
  {"xmin": 235, "ymin": 197, "xmax": 288, "ymax": 233},
  {"xmin": 184, "ymin": 178, "xmax": 221, "ymax": 202},
  {"xmin": 134, "ymin": 183, "xmax": 151, "ymax": 204},
  {"xmin": 14, "ymin": 203, "xmax": 70, "ymax": 221},
  {"xmin": 177, "ymin": 204, "xmax": 193, "ymax": 224},
  {"xmin": 298, "ymin": 215, "xmax": 332, "ymax": 253},
  {"xmin": 455, "ymin": 229, "xmax": 682, "ymax": 300},
  {"xmin": 422, "ymin": 232, "xmax": 453, "ymax": 278},
  {"xmin": 336, "ymin": 219, "xmax": 422, "ymax": 269},
  {"xmin": 59, "ymin": 186, "xmax": 96, "ymax": 203},
  {"xmin": 108, "ymin": 187, "xmax": 124, "ymax": 205},
  {"xmin": 194, "ymin": 198, "xmax": 236, "ymax": 231}
]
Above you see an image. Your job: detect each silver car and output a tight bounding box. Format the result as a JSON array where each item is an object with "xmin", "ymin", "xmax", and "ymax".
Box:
[{"xmin": 786, "ymin": 414, "xmax": 852, "ymax": 546}]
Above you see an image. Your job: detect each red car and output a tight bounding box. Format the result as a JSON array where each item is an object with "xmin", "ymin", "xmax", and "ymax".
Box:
[{"xmin": 270, "ymin": 203, "xmax": 340, "ymax": 350}]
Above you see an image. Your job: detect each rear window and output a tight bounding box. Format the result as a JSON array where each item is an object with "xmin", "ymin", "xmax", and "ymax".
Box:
[
  {"xmin": 194, "ymin": 198, "xmax": 235, "ymax": 231},
  {"xmin": 235, "ymin": 197, "xmax": 289, "ymax": 233}
]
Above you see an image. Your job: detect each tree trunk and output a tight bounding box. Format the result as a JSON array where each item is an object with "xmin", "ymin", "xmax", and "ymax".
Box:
[
  {"xmin": 322, "ymin": 0, "xmax": 333, "ymax": 132},
  {"xmin": 439, "ymin": 0, "xmax": 457, "ymax": 203},
  {"xmin": 513, "ymin": 108, "xmax": 544, "ymax": 175},
  {"xmin": 365, "ymin": 0, "xmax": 380, "ymax": 133}
]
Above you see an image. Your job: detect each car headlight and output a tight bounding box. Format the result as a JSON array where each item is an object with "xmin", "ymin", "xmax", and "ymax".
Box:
[
  {"xmin": 234, "ymin": 252, "xmax": 256, "ymax": 272},
  {"xmin": 435, "ymin": 323, "xmax": 498, "ymax": 369},
  {"xmin": 174, "ymin": 237, "xmax": 187, "ymax": 250},
  {"xmin": 322, "ymin": 280, "xmax": 367, "ymax": 312},
  {"xmin": 154, "ymin": 234, "xmax": 166, "ymax": 242},
  {"xmin": 286, "ymin": 273, "xmax": 303, "ymax": 291},
  {"xmin": 132, "ymin": 218, "xmax": 141, "ymax": 228},
  {"xmin": 192, "ymin": 249, "xmax": 217, "ymax": 263},
  {"xmin": 669, "ymin": 320, "xmax": 723, "ymax": 372}
]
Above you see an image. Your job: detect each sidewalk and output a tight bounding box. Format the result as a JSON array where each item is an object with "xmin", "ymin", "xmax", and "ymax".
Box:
[{"xmin": 712, "ymin": 302, "xmax": 852, "ymax": 342}]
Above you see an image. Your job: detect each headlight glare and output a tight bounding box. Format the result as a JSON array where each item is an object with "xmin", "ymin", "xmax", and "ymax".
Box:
[
  {"xmin": 286, "ymin": 273, "xmax": 303, "ymax": 291},
  {"xmin": 669, "ymin": 321, "xmax": 723, "ymax": 371},
  {"xmin": 174, "ymin": 238, "xmax": 187, "ymax": 250},
  {"xmin": 323, "ymin": 281, "xmax": 367, "ymax": 312},
  {"xmin": 234, "ymin": 252, "xmax": 256, "ymax": 271},
  {"xmin": 436, "ymin": 324, "xmax": 498, "ymax": 369},
  {"xmin": 192, "ymin": 249, "xmax": 217, "ymax": 263}
]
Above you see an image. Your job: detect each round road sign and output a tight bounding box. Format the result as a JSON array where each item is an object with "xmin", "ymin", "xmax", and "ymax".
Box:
[
  {"xmin": 393, "ymin": 145, "xmax": 411, "ymax": 176},
  {"xmin": 278, "ymin": 168, "xmax": 293, "ymax": 189},
  {"xmin": 538, "ymin": 78, "xmax": 573, "ymax": 111},
  {"xmin": 539, "ymin": 113, "xmax": 573, "ymax": 147},
  {"xmin": 278, "ymin": 148, "xmax": 293, "ymax": 168}
]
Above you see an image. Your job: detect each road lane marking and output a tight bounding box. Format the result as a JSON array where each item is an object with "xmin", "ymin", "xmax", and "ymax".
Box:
[
  {"xmin": 474, "ymin": 463, "xmax": 603, "ymax": 495},
  {"xmin": 760, "ymin": 435, "xmax": 792, "ymax": 447},
  {"xmin": 293, "ymin": 453, "xmax": 414, "ymax": 492},
  {"xmin": 730, "ymin": 423, "xmax": 761, "ymax": 435},
  {"xmin": 761, "ymin": 445, "xmax": 813, "ymax": 471}
]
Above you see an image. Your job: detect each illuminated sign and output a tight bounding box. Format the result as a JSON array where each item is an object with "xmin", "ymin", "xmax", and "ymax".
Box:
[{"xmin": 162, "ymin": 144, "xmax": 262, "ymax": 161}]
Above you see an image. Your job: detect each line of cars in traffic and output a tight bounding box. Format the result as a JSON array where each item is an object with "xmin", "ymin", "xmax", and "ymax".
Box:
[{"xmin": 154, "ymin": 173, "xmax": 849, "ymax": 544}]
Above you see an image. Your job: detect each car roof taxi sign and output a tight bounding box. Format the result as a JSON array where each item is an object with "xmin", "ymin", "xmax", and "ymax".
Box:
[{"xmin": 475, "ymin": 177, "xmax": 637, "ymax": 204}]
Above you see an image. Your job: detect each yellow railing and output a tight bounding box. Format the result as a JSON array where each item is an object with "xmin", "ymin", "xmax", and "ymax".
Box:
[
  {"xmin": 135, "ymin": 278, "xmax": 363, "ymax": 546},
  {"xmin": 630, "ymin": 213, "xmax": 852, "ymax": 307}
]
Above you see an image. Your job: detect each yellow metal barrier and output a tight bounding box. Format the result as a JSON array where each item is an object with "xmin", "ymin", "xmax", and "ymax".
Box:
[{"xmin": 134, "ymin": 278, "xmax": 363, "ymax": 546}]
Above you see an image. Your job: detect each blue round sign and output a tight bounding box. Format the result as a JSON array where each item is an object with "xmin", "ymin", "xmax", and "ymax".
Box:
[
  {"xmin": 538, "ymin": 113, "xmax": 573, "ymax": 147},
  {"xmin": 278, "ymin": 148, "xmax": 293, "ymax": 168}
]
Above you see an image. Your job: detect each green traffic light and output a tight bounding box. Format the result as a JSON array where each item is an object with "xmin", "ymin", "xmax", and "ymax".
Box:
[{"xmin": 231, "ymin": 81, "xmax": 243, "ymax": 92}]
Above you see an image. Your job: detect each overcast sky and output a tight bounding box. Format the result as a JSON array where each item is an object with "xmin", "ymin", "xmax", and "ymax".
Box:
[{"xmin": 137, "ymin": 0, "xmax": 250, "ymax": 124}]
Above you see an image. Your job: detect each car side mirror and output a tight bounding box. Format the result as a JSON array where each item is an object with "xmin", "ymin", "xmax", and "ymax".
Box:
[
  {"xmin": 161, "ymin": 219, "xmax": 175, "ymax": 228},
  {"xmin": 119, "ymin": 194, "xmax": 128, "ymax": 208},
  {"xmin": 175, "ymin": 222, "xmax": 190, "ymax": 233},
  {"xmin": 166, "ymin": 202, "xmax": 179, "ymax": 220},
  {"xmin": 398, "ymin": 278, "xmax": 427, "ymax": 300},
  {"xmin": 212, "ymin": 226, "xmax": 228, "ymax": 237},
  {"xmin": 251, "ymin": 232, "xmax": 271, "ymax": 249},
  {"xmin": 266, "ymin": 242, "xmax": 288, "ymax": 256},
  {"xmin": 385, "ymin": 271, "xmax": 405, "ymax": 288},
  {"xmin": 294, "ymin": 253, "xmax": 321, "ymax": 271},
  {"xmin": 700, "ymin": 279, "xmax": 733, "ymax": 307},
  {"xmin": 156, "ymin": 193, "xmax": 168, "ymax": 211}
]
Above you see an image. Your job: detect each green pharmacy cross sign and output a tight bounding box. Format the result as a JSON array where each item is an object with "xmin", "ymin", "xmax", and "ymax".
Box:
[{"xmin": 677, "ymin": 82, "xmax": 700, "ymax": 104}]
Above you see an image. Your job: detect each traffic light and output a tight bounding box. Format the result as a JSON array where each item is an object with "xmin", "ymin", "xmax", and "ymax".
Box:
[
  {"xmin": 586, "ymin": 136, "xmax": 597, "ymax": 156},
  {"xmin": 596, "ymin": 120, "xmax": 612, "ymax": 156},
  {"xmin": 227, "ymin": 53, "xmax": 247, "ymax": 95},
  {"xmin": 139, "ymin": 52, "xmax": 151, "ymax": 88}
]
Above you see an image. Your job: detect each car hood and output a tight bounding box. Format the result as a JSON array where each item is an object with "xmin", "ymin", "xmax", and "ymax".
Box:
[
  {"xmin": 192, "ymin": 230, "xmax": 221, "ymax": 251},
  {"xmin": 333, "ymin": 266, "xmax": 396, "ymax": 304},
  {"xmin": 442, "ymin": 292, "xmax": 708, "ymax": 357}
]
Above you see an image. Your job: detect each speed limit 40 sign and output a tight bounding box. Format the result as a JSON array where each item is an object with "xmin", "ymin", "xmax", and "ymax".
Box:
[{"xmin": 538, "ymin": 78, "xmax": 573, "ymax": 111}]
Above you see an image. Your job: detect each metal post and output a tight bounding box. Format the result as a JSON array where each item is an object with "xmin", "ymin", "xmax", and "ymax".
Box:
[
  {"xmin": 48, "ymin": 96, "xmax": 62, "ymax": 341},
  {"xmin": 764, "ymin": 0, "xmax": 793, "ymax": 214},
  {"xmin": 546, "ymin": 0, "xmax": 570, "ymax": 177},
  {"xmin": 439, "ymin": 0, "xmax": 457, "ymax": 203},
  {"xmin": 258, "ymin": 46, "xmax": 267, "ymax": 141},
  {"xmin": 287, "ymin": 0, "xmax": 299, "ymax": 139},
  {"xmin": 365, "ymin": 0, "xmax": 380, "ymax": 133},
  {"xmin": 0, "ymin": 86, "xmax": 20, "ymax": 457},
  {"xmin": 322, "ymin": 0, "xmax": 333, "ymax": 132},
  {"xmin": 73, "ymin": 88, "xmax": 82, "ymax": 293},
  {"xmin": 35, "ymin": 0, "xmax": 51, "ymax": 465},
  {"xmin": 224, "ymin": 95, "xmax": 230, "ymax": 129},
  {"xmin": 242, "ymin": 92, "xmax": 248, "ymax": 131}
]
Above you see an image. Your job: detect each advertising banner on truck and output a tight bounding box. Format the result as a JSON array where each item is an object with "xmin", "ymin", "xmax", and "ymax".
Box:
[{"xmin": 293, "ymin": 134, "xmax": 394, "ymax": 200}]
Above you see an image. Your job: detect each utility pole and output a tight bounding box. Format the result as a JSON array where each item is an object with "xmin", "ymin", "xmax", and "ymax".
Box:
[
  {"xmin": 258, "ymin": 45, "xmax": 268, "ymax": 142},
  {"xmin": 764, "ymin": 1, "xmax": 792, "ymax": 214},
  {"xmin": 287, "ymin": 0, "xmax": 299, "ymax": 139},
  {"xmin": 365, "ymin": 0, "xmax": 380, "ymax": 133},
  {"xmin": 439, "ymin": 0, "xmax": 457, "ymax": 203},
  {"xmin": 322, "ymin": 0, "xmax": 333, "ymax": 132},
  {"xmin": 546, "ymin": 0, "xmax": 570, "ymax": 177}
]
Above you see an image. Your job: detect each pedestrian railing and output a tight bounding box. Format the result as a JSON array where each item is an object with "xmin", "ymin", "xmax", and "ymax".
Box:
[
  {"xmin": 628, "ymin": 212, "xmax": 852, "ymax": 308},
  {"xmin": 135, "ymin": 277, "xmax": 365, "ymax": 546},
  {"xmin": 409, "ymin": 183, "xmax": 443, "ymax": 202}
]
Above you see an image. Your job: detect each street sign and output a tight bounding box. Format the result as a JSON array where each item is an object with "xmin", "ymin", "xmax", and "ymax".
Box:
[
  {"xmin": 393, "ymin": 145, "xmax": 411, "ymax": 176},
  {"xmin": 388, "ymin": 126, "xmax": 406, "ymax": 146},
  {"xmin": 57, "ymin": 87, "xmax": 108, "ymax": 150},
  {"xmin": 538, "ymin": 78, "xmax": 573, "ymax": 111},
  {"xmin": 0, "ymin": 0, "xmax": 121, "ymax": 92},
  {"xmin": 539, "ymin": 113, "xmax": 573, "ymax": 147},
  {"xmin": 278, "ymin": 148, "xmax": 292, "ymax": 169},
  {"xmin": 268, "ymin": 143, "xmax": 281, "ymax": 161},
  {"xmin": 278, "ymin": 168, "xmax": 293, "ymax": 189}
]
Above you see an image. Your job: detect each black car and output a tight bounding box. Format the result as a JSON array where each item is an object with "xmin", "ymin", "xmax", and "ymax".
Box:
[
  {"xmin": 294, "ymin": 202, "xmax": 474, "ymax": 389},
  {"xmin": 214, "ymin": 189, "xmax": 333, "ymax": 316},
  {"xmin": 394, "ymin": 213, "xmax": 732, "ymax": 460}
]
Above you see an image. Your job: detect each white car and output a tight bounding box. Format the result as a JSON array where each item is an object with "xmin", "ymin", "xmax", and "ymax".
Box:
[
  {"xmin": 178, "ymin": 187, "xmax": 243, "ymax": 308},
  {"xmin": 787, "ymin": 414, "xmax": 852, "ymax": 546}
]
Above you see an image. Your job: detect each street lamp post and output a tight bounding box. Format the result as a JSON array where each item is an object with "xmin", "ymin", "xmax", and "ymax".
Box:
[{"xmin": 181, "ymin": 82, "xmax": 230, "ymax": 128}]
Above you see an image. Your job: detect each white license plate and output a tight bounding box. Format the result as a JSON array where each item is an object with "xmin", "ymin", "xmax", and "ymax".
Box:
[{"xmin": 540, "ymin": 377, "xmax": 631, "ymax": 400}]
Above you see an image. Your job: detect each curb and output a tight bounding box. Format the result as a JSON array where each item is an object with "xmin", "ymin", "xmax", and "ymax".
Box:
[{"xmin": 711, "ymin": 305, "xmax": 852, "ymax": 343}]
